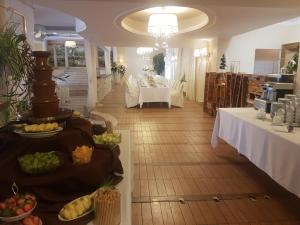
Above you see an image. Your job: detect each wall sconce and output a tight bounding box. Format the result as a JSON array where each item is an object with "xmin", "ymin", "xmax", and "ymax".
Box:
[
  {"xmin": 118, "ymin": 58, "xmax": 124, "ymax": 63},
  {"xmin": 65, "ymin": 40, "xmax": 76, "ymax": 48},
  {"xmin": 194, "ymin": 47, "xmax": 209, "ymax": 57}
]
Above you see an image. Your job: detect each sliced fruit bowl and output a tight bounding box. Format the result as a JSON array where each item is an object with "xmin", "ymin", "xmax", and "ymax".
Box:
[
  {"xmin": 0, "ymin": 194, "xmax": 37, "ymax": 222},
  {"xmin": 58, "ymin": 194, "xmax": 93, "ymax": 221},
  {"xmin": 92, "ymin": 133, "xmax": 121, "ymax": 149},
  {"xmin": 18, "ymin": 151, "xmax": 62, "ymax": 175}
]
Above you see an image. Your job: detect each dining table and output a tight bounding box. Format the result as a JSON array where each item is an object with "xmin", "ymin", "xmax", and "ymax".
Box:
[
  {"xmin": 211, "ymin": 107, "xmax": 300, "ymax": 197},
  {"xmin": 138, "ymin": 76, "xmax": 171, "ymax": 108}
]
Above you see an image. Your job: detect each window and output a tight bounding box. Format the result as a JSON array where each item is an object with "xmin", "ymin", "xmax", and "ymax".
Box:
[
  {"xmin": 47, "ymin": 40, "xmax": 85, "ymax": 68},
  {"xmin": 47, "ymin": 41, "xmax": 112, "ymax": 69},
  {"xmin": 67, "ymin": 44, "xmax": 86, "ymax": 67},
  {"xmin": 97, "ymin": 48, "xmax": 105, "ymax": 68},
  {"xmin": 56, "ymin": 44, "xmax": 66, "ymax": 67}
]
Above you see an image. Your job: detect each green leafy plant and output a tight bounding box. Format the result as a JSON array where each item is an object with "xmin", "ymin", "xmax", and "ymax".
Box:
[
  {"xmin": 153, "ymin": 53, "xmax": 165, "ymax": 75},
  {"xmin": 219, "ymin": 54, "xmax": 226, "ymax": 70},
  {"xmin": 111, "ymin": 62, "xmax": 126, "ymax": 76},
  {"xmin": 0, "ymin": 23, "xmax": 34, "ymax": 118},
  {"xmin": 111, "ymin": 62, "xmax": 118, "ymax": 74},
  {"xmin": 117, "ymin": 64, "xmax": 126, "ymax": 76},
  {"xmin": 286, "ymin": 53, "xmax": 298, "ymax": 74}
]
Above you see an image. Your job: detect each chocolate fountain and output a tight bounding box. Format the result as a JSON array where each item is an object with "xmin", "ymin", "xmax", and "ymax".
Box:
[
  {"xmin": 23, "ymin": 51, "xmax": 72, "ymax": 122},
  {"xmin": 31, "ymin": 51, "xmax": 59, "ymax": 118}
]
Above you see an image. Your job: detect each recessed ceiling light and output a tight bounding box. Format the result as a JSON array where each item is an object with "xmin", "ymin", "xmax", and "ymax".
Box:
[{"xmin": 144, "ymin": 6, "xmax": 188, "ymax": 14}]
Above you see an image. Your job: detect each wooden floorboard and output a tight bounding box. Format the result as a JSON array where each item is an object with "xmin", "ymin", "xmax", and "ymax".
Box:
[{"xmin": 95, "ymin": 84, "xmax": 300, "ymax": 225}]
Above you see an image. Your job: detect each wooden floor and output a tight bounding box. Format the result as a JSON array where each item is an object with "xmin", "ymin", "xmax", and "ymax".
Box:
[{"xmin": 96, "ymin": 84, "xmax": 300, "ymax": 225}]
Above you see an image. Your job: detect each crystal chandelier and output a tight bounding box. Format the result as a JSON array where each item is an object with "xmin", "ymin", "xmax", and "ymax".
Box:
[{"xmin": 148, "ymin": 13, "xmax": 178, "ymax": 39}]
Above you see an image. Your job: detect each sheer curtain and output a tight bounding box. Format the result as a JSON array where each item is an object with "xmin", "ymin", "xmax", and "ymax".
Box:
[
  {"xmin": 165, "ymin": 48, "xmax": 178, "ymax": 80},
  {"xmin": 195, "ymin": 57, "xmax": 207, "ymax": 102},
  {"xmin": 176, "ymin": 48, "xmax": 196, "ymax": 101},
  {"xmin": 175, "ymin": 48, "xmax": 207, "ymax": 102}
]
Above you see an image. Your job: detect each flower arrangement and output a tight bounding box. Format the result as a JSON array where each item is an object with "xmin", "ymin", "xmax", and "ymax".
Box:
[
  {"xmin": 111, "ymin": 62, "xmax": 126, "ymax": 76},
  {"xmin": 142, "ymin": 65, "xmax": 154, "ymax": 72},
  {"xmin": 117, "ymin": 64, "xmax": 126, "ymax": 76}
]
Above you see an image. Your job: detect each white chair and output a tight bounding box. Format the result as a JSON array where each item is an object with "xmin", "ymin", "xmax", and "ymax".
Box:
[
  {"xmin": 171, "ymin": 81, "xmax": 184, "ymax": 107},
  {"xmin": 56, "ymin": 85, "xmax": 70, "ymax": 106},
  {"xmin": 125, "ymin": 76, "xmax": 140, "ymax": 108}
]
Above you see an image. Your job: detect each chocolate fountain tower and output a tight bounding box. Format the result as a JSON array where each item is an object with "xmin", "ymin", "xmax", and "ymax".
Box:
[{"xmin": 31, "ymin": 51, "xmax": 59, "ymax": 118}]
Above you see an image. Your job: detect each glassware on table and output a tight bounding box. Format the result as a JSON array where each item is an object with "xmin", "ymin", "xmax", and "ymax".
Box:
[
  {"xmin": 273, "ymin": 108, "xmax": 285, "ymax": 125},
  {"xmin": 286, "ymin": 100, "xmax": 295, "ymax": 124},
  {"xmin": 256, "ymin": 108, "xmax": 267, "ymax": 120},
  {"xmin": 270, "ymin": 102, "xmax": 284, "ymax": 119}
]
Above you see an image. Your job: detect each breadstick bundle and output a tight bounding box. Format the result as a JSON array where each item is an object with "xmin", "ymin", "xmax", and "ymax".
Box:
[{"xmin": 93, "ymin": 188, "xmax": 121, "ymax": 225}]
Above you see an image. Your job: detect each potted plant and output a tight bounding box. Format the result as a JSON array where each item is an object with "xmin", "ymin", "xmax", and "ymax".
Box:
[
  {"xmin": 111, "ymin": 62, "xmax": 119, "ymax": 83},
  {"xmin": 153, "ymin": 53, "xmax": 165, "ymax": 75},
  {"xmin": 286, "ymin": 53, "xmax": 298, "ymax": 74},
  {"xmin": 0, "ymin": 23, "xmax": 34, "ymax": 123},
  {"xmin": 218, "ymin": 54, "xmax": 227, "ymax": 72},
  {"xmin": 111, "ymin": 63, "xmax": 126, "ymax": 84}
]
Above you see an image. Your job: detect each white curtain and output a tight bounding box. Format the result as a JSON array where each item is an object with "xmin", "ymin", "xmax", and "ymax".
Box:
[
  {"xmin": 175, "ymin": 48, "xmax": 207, "ymax": 102},
  {"xmin": 165, "ymin": 48, "xmax": 177, "ymax": 80},
  {"xmin": 195, "ymin": 57, "xmax": 207, "ymax": 102},
  {"xmin": 176, "ymin": 48, "xmax": 196, "ymax": 101},
  {"xmin": 84, "ymin": 40, "xmax": 98, "ymax": 110}
]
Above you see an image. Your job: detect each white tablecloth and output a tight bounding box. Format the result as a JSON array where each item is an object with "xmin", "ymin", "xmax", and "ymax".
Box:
[
  {"xmin": 211, "ymin": 107, "xmax": 300, "ymax": 197},
  {"xmin": 87, "ymin": 130, "xmax": 132, "ymax": 225},
  {"xmin": 139, "ymin": 86, "xmax": 171, "ymax": 108}
]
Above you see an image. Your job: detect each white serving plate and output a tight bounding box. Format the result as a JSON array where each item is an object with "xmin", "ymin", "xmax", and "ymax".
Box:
[
  {"xmin": 14, "ymin": 127, "xmax": 63, "ymax": 139},
  {"xmin": 58, "ymin": 195, "xmax": 93, "ymax": 222},
  {"xmin": 0, "ymin": 203, "xmax": 36, "ymax": 222}
]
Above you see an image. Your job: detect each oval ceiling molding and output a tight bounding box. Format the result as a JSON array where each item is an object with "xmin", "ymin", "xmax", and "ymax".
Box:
[{"xmin": 116, "ymin": 6, "xmax": 211, "ymax": 37}]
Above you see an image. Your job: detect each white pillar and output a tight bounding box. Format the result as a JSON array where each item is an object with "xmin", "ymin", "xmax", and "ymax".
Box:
[
  {"xmin": 296, "ymin": 51, "xmax": 300, "ymax": 91},
  {"xmin": 112, "ymin": 47, "xmax": 117, "ymax": 63},
  {"xmin": 84, "ymin": 40, "xmax": 98, "ymax": 110},
  {"xmin": 104, "ymin": 47, "xmax": 111, "ymax": 75}
]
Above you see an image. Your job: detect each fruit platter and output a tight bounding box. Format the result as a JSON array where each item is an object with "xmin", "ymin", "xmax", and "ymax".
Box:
[
  {"xmin": 92, "ymin": 133, "xmax": 121, "ymax": 149},
  {"xmin": 58, "ymin": 194, "xmax": 93, "ymax": 221},
  {"xmin": 21, "ymin": 215, "xmax": 42, "ymax": 225},
  {"xmin": 14, "ymin": 122, "xmax": 62, "ymax": 138},
  {"xmin": 18, "ymin": 151, "xmax": 61, "ymax": 175},
  {"xmin": 0, "ymin": 194, "xmax": 37, "ymax": 222}
]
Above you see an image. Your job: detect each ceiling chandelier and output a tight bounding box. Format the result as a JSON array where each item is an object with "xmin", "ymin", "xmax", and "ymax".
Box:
[{"xmin": 148, "ymin": 13, "xmax": 178, "ymax": 39}]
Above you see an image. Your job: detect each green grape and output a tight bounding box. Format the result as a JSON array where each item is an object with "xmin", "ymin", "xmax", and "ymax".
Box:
[{"xmin": 18, "ymin": 151, "xmax": 61, "ymax": 175}]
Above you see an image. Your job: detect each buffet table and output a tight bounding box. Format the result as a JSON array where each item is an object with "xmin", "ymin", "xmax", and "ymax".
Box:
[
  {"xmin": 0, "ymin": 118, "xmax": 125, "ymax": 225},
  {"xmin": 211, "ymin": 108, "xmax": 300, "ymax": 197}
]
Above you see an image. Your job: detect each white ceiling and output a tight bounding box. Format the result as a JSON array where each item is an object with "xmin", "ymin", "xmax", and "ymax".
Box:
[
  {"xmin": 34, "ymin": 5, "xmax": 75, "ymax": 28},
  {"xmin": 29, "ymin": 0, "xmax": 300, "ymax": 47}
]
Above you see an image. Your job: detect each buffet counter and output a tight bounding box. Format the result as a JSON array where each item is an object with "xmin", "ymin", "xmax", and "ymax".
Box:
[
  {"xmin": 0, "ymin": 118, "xmax": 124, "ymax": 225},
  {"xmin": 211, "ymin": 108, "xmax": 300, "ymax": 197}
]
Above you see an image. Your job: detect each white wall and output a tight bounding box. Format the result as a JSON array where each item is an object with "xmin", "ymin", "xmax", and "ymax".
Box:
[
  {"xmin": 226, "ymin": 22, "xmax": 300, "ymax": 74},
  {"xmin": 5, "ymin": 0, "xmax": 35, "ymax": 46}
]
